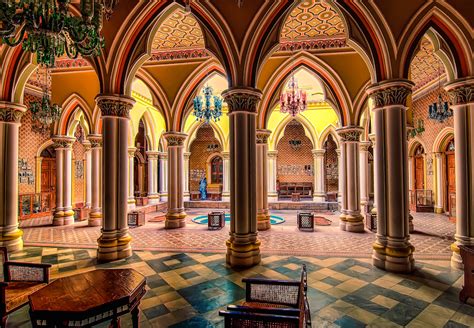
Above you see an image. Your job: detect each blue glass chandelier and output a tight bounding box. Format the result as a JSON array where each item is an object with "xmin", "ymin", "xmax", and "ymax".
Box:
[
  {"xmin": 193, "ymin": 85, "xmax": 223, "ymax": 123},
  {"xmin": 428, "ymin": 59, "xmax": 452, "ymax": 123}
]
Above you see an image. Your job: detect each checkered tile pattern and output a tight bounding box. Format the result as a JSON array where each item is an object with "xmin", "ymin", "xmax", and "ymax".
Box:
[{"xmin": 6, "ymin": 247, "xmax": 474, "ymax": 328}]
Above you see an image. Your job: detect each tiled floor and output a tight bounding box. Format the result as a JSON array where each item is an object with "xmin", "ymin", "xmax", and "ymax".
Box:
[
  {"xmin": 22, "ymin": 210, "xmax": 455, "ymax": 259},
  {"xmin": 6, "ymin": 247, "xmax": 474, "ymax": 328}
]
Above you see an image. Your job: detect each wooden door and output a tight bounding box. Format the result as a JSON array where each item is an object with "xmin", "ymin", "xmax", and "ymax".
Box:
[
  {"xmin": 415, "ymin": 156, "xmax": 424, "ymax": 190},
  {"xmin": 446, "ymin": 153, "xmax": 456, "ymax": 213},
  {"xmin": 41, "ymin": 158, "xmax": 56, "ymax": 209}
]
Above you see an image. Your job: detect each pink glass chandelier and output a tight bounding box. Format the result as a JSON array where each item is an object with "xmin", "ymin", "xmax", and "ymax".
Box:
[{"xmin": 280, "ymin": 75, "xmax": 307, "ymax": 117}]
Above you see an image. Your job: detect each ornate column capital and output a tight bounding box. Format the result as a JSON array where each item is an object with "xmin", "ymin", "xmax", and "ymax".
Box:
[
  {"xmin": 267, "ymin": 150, "xmax": 278, "ymax": 158},
  {"xmin": 95, "ymin": 94, "xmax": 135, "ymax": 119},
  {"xmin": 87, "ymin": 134, "xmax": 103, "ymax": 148},
  {"xmin": 359, "ymin": 141, "xmax": 371, "ymax": 152},
  {"xmin": 184, "ymin": 152, "xmax": 191, "ymax": 160},
  {"xmin": 83, "ymin": 141, "xmax": 92, "ymax": 152},
  {"xmin": 312, "ymin": 149, "xmax": 326, "ymax": 157},
  {"xmin": 158, "ymin": 152, "xmax": 168, "ymax": 160},
  {"xmin": 434, "ymin": 152, "xmax": 443, "ymax": 159},
  {"xmin": 369, "ymin": 133, "xmax": 376, "ymax": 144},
  {"xmin": 52, "ymin": 136, "xmax": 75, "ymax": 149},
  {"xmin": 222, "ymin": 87, "xmax": 262, "ymax": 114},
  {"xmin": 128, "ymin": 147, "xmax": 137, "ymax": 157},
  {"xmin": 164, "ymin": 132, "xmax": 187, "ymax": 147},
  {"xmin": 222, "ymin": 151, "xmax": 230, "ymax": 160},
  {"xmin": 146, "ymin": 151, "xmax": 160, "ymax": 160},
  {"xmin": 0, "ymin": 102, "xmax": 27, "ymax": 123},
  {"xmin": 336, "ymin": 126, "xmax": 364, "ymax": 142},
  {"xmin": 444, "ymin": 77, "xmax": 474, "ymax": 106},
  {"xmin": 256, "ymin": 129, "xmax": 271, "ymax": 144},
  {"xmin": 366, "ymin": 79, "xmax": 414, "ymax": 109}
]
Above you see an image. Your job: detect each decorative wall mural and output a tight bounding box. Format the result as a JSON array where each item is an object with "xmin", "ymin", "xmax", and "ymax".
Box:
[
  {"xmin": 75, "ymin": 160, "xmax": 84, "ymax": 179},
  {"xmin": 18, "ymin": 159, "xmax": 34, "ymax": 185},
  {"xmin": 278, "ymin": 164, "xmax": 313, "ymax": 176}
]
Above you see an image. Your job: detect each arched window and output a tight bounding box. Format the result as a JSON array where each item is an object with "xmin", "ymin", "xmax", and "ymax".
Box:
[{"xmin": 211, "ymin": 156, "xmax": 223, "ymax": 184}]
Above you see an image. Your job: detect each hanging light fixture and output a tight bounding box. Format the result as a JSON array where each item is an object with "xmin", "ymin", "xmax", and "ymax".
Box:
[
  {"xmin": 0, "ymin": 0, "xmax": 109, "ymax": 67},
  {"xmin": 428, "ymin": 57, "xmax": 452, "ymax": 123},
  {"xmin": 193, "ymin": 85, "xmax": 223, "ymax": 123},
  {"xmin": 30, "ymin": 65, "xmax": 62, "ymax": 135}
]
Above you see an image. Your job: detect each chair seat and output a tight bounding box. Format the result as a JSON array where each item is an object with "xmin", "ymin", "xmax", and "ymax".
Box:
[
  {"xmin": 242, "ymin": 301, "xmax": 292, "ymax": 309},
  {"xmin": 5, "ymin": 282, "xmax": 47, "ymax": 312}
]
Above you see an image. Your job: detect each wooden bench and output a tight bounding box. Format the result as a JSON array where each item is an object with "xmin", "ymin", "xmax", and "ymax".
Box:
[
  {"xmin": 278, "ymin": 183, "xmax": 313, "ymax": 200},
  {"xmin": 459, "ymin": 245, "xmax": 474, "ymax": 303},
  {"xmin": 219, "ymin": 265, "xmax": 310, "ymax": 327}
]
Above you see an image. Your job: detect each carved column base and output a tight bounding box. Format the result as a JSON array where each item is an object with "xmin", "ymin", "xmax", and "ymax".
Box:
[
  {"xmin": 97, "ymin": 230, "xmax": 132, "ymax": 262},
  {"xmin": 450, "ymin": 236, "xmax": 474, "ymax": 269},
  {"xmin": 53, "ymin": 211, "xmax": 65, "ymax": 226},
  {"xmin": 268, "ymin": 193, "xmax": 278, "ymax": 202},
  {"xmin": 409, "ymin": 213, "xmax": 414, "ymax": 233},
  {"xmin": 128, "ymin": 198, "xmax": 136, "ymax": 210},
  {"xmin": 344, "ymin": 213, "xmax": 365, "ymax": 232},
  {"xmin": 339, "ymin": 213, "xmax": 347, "ymax": 230},
  {"xmin": 160, "ymin": 194, "xmax": 168, "ymax": 202},
  {"xmin": 434, "ymin": 207, "xmax": 444, "ymax": 214},
  {"xmin": 88, "ymin": 212, "xmax": 102, "ymax": 227},
  {"xmin": 221, "ymin": 192, "xmax": 230, "ymax": 202},
  {"xmin": 165, "ymin": 211, "xmax": 186, "ymax": 229},
  {"xmin": 372, "ymin": 239, "xmax": 415, "ymax": 273},
  {"xmin": 313, "ymin": 194, "xmax": 326, "ymax": 203},
  {"xmin": 0, "ymin": 227, "xmax": 23, "ymax": 252},
  {"xmin": 148, "ymin": 194, "xmax": 160, "ymax": 205},
  {"xmin": 62, "ymin": 209, "xmax": 75, "ymax": 226},
  {"xmin": 257, "ymin": 213, "xmax": 271, "ymax": 231},
  {"xmin": 226, "ymin": 235, "xmax": 261, "ymax": 268}
]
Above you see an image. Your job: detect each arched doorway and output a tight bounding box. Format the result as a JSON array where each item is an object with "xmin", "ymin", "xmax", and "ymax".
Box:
[
  {"xmin": 414, "ymin": 144, "xmax": 425, "ymax": 191},
  {"xmin": 323, "ymin": 134, "xmax": 338, "ymax": 202},
  {"xmin": 445, "ymin": 139, "xmax": 455, "ymax": 216},
  {"xmin": 210, "ymin": 156, "xmax": 223, "ymax": 185}
]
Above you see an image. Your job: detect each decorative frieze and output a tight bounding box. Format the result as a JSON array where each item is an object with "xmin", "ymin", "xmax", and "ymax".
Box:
[
  {"xmin": 222, "ymin": 88, "xmax": 262, "ymax": 113},
  {"xmin": 367, "ymin": 80, "xmax": 414, "ymax": 108},
  {"xmin": 164, "ymin": 132, "xmax": 187, "ymax": 147},
  {"xmin": 96, "ymin": 95, "xmax": 135, "ymax": 119},
  {"xmin": 150, "ymin": 49, "xmax": 210, "ymax": 62},
  {"xmin": 337, "ymin": 127, "xmax": 363, "ymax": 142},
  {"xmin": 256, "ymin": 129, "xmax": 271, "ymax": 144},
  {"xmin": 279, "ymin": 38, "xmax": 347, "ymax": 52},
  {"xmin": 88, "ymin": 135, "xmax": 103, "ymax": 148}
]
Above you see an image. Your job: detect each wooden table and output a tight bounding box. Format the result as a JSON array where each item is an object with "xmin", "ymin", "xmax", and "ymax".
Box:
[{"xmin": 29, "ymin": 269, "xmax": 146, "ymax": 327}]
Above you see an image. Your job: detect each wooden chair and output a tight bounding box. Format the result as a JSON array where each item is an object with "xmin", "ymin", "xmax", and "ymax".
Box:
[
  {"xmin": 0, "ymin": 247, "xmax": 51, "ymax": 327},
  {"xmin": 459, "ymin": 245, "xmax": 474, "ymax": 303},
  {"xmin": 219, "ymin": 265, "xmax": 311, "ymax": 328}
]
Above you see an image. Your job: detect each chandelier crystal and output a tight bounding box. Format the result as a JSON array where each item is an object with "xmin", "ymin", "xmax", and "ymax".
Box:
[
  {"xmin": 193, "ymin": 85, "xmax": 223, "ymax": 123},
  {"xmin": 30, "ymin": 65, "xmax": 62, "ymax": 134},
  {"xmin": 0, "ymin": 0, "xmax": 107, "ymax": 67},
  {"xmin": 280, "ymin": 75, "xmax": 307, "ymax": 117},
  {"xmin": 428, "ymin": 58, "xmax": 452, "ymax": 123}
]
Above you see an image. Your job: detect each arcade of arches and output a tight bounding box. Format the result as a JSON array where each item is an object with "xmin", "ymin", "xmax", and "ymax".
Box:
[{"xmin": 1, "ymin": 0, "xmax": 473, "ymax": 326}]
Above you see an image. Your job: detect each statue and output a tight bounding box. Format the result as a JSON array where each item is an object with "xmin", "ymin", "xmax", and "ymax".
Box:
[{"xmin": 199, "ymin": 176, "xmax": 207, "ymax": 200}]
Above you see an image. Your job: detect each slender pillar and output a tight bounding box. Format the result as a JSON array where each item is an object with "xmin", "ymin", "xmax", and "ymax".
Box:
[
  {"xmin": 88, "ymin": 135, "xmax": 102, "ymax": 227},
  {"xmin": 95, "ymin": 95, "xmax": 135, "ymax": 262},
  {"xmin": 406, "ymin": 130, "xmax": 415, "ymax": 233},
  {"xmin": 312, "ymin": 149, "xmax": 326, "ymax": 202},
  {"xmin": 367, "ymin": 79, "xmax": 415, "ymax": 273},
  {"xmin": 256, "ymin": 130, "xmax": 271, "ymax": 231},
  {"xmin": 52, "ymin": 136, "xmax": 75, "ymax": 226},
  {"xmin": 159, "ymin": 152, "xmax": 168, "ymax": 202},
  {"xmin": 127, "ymin": 147, "xmax": 136, "ymax": 209},
  {"xmin": 445, "ymin": 77, "xmax": 474, "ymax": 269},
  {"xmin": 84, "ymin": 143, "xmax": 92, "ymax": 208},
  {"xmin": 337, "ymin": 127, "xmax": 364, "ymax": 232},
  {"xmin": 337, "ymin": 149, "xmax": 343, "ymax": 204},
  {"xmin": 184, "ymin": 152, "xmax": 191, "ymax": 201},
  {"xmin": 223, "ymin": 88, "xmax": 262, "ymax": 267},
  {"xmin": 267, "ymin": 150, "xmax": 278, "ymax": 202},
  {"xmin": 0, "ymin": 102, "xmax": 26, "ymax": 251},
  {"xmin": 147, "ymin": 151, "xmax": 160, "ymax": 204},
  {"xmin": 360, "ymin": 141, "xmax": 371, "ymax": 208},
  {"xmin": 434, "ymin": 152, "xmax": 444, "ymax": 214},
  {"xmin": 164, "ymin": 133, "xmax": 187, "ymax": 229},
  {"xmin": 222, "ymin": 151, "xmax": 230, "ymax": 201},
  {"xmin": 369, "ymin": 134, "xmax": 377, "ymax": 217}
]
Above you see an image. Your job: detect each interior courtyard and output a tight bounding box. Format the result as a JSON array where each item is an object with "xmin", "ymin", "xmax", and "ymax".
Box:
[{"xmin": 0, "ymin": 0, "xmax": 473, "ymax": 327}]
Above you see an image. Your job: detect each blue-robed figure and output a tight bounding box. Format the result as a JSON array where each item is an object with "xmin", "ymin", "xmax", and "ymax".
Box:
[{"xmin": 199, "ymin": 176, "xmax": 207, "ymax": 200}]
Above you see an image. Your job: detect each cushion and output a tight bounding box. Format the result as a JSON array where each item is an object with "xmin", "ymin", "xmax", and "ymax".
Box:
[{"xmin": 4, "ymin": 282, "xmax": 47, "ymax": 312}]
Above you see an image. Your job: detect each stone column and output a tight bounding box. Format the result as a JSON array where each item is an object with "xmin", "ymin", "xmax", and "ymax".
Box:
[
  {"xmin": 337, "ymin": 149, "xmax": 342, "ymax": 204},
  {"xmin": 434, "ymin": 152, "xmax": 444, "ymax": 214},
  {"xmin": 95, "ymin": 95, "xmax": 135, "ymax": 262},
  {"xmin": 222, "ymin": 151, "xmax": 230, "ymax": 201},
  {"xmin": 337, "ymin": 127, "xmax": 364, "ymax": 232},
  {"xmin": 127, "ymin": 147, "xmax": 136, "ymax": 209},
  {"xmin": 52, "ymin": 136, "xmax": 75, "ymax": 226},
  {"xmin": 184, "ymin": 152, "xmax": 191, "ymax": 201},
  {"xmin": 164, "ymin": 133, "xmax": 187, "ymax": 229},
  {"xmin": 147, "ymin": 151, "xmax": 160, "ymax": 204},
  {"xmin": 84, "ymin": 143, "xmax": 92, "ymax": 208},
  {"xmin": 88, "ymin": 135, "xmax": 102, "ymax": 227},
  {"xmin": 360, "ymin": 141, "xmax": 371, "ymax": 208},
  {"xmin": 159, "ymin": 152, "xmax": 168, "ymax": 202},
  {"xmin": 256, "ymin": 129, "xmax": 271, "ymax": 231},
  {"xmin": 312, "ymin": 149, "xmax": 326, "ymax": 202},
  {"xmin": 445, "ymin": 77, "xmax": 474, "ymax": 269},
  {"xmin": 369, "ymin": 134, "xmax": 377, "ymax": 217},
  {"xmin": 267, "ymin": 150, "xmax": 278, "ymax": 202},
  {"xmin": 0, "ymin": 102, "xmax": 26, "ymax": 251},
  {"xmin": 222, "ymin": 88, "xmax": 262, "ymax": 267},
  {"xmin": 367, "ymin": 79, "xmax": 415, "ymax": 273}
]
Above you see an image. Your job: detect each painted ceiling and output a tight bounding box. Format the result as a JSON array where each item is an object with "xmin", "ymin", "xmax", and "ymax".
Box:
[
  {"xmin": 152, "ymin": 8, "xmax": 205, "ymax": 51},
  {"xmin": 410, "ymin": 37, "xmax": 445, "ymax": 90},
  {"xmin": 280, "ymin": 1, "xmax": 345, "ymax": 41}
]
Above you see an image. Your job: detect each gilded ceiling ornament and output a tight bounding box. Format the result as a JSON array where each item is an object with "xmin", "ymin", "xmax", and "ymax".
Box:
[
  {"xmin": 447, "ymin": 85, "xmax": 474, "ymax": 106},
  {"xmin": 222, "ymin": 88, "xmax": 262, "ymax": 113},
  {"xmin": 337, "ymin": 127, "xmax": 363, "ymax": 142},
  {"xmin": 96, "ymin": 96, "xmax": 135, "ymax": 119},
  {"xmin": 164, "ymin": 133, "xmax": 187, "ymax": 147}
]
